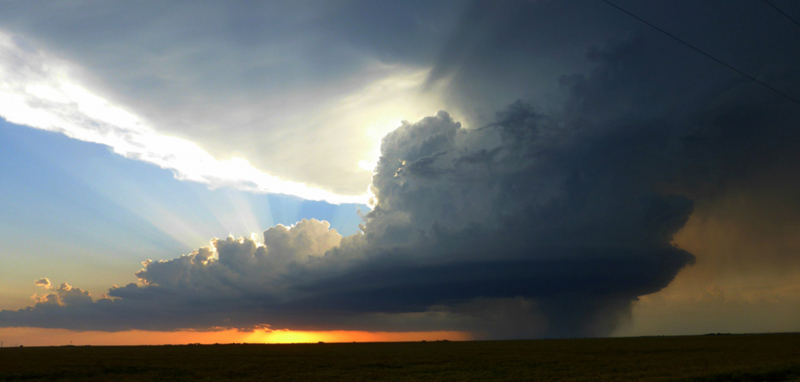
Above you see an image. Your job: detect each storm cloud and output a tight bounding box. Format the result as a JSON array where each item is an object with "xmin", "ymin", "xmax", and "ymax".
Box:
[
  {"xmin": 0, "ymin": 48, "xmax": 700, "ymax": 336},
  {"xmin": 3, "ymin": 0, "xmax": 800, "ymax": 338}
]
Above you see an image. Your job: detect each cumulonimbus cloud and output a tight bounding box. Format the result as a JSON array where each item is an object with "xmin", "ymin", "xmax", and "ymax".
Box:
[
  {"xmin": 2, "ymin": 24, "xmax": 799, "ymax": 338},
  {"xmin": 0, "ymin": 105, "xmax": 694, "ymax": 337}
]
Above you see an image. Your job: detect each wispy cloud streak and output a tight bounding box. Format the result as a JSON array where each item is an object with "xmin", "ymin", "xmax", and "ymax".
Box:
[{"xmin": 0, "ymin": 32, "xmax": 365, "ymax": 205}]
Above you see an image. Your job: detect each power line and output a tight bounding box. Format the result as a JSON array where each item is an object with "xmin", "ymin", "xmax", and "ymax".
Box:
[
  {"xmin": 600, "ymin": 0, "xmax": 800, "ymax": 107},
  {"xmin": 762, "ymin": 0, "xmax": 800, "ymax": 28}
]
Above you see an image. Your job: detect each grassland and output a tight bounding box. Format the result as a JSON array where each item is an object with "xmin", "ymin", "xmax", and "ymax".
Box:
[{"xmin": 1, "ymin": 333, "xmax": 799, "ymax": 381}]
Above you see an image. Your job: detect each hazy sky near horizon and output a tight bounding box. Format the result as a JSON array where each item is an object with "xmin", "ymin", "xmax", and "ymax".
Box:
[{"xmin": 1, "ymin": 0, "xmax": 800, "ymax": 344}]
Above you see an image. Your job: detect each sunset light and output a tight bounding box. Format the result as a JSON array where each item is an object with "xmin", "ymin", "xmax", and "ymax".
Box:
[{"xmin": 1, "ymin": 1, "xmax": 799, "ymax": 379}]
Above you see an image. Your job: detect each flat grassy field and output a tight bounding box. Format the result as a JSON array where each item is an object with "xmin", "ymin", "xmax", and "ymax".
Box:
[{"xmin": 1, "ymin": 333, "xmax": 799, "ymax": 381}]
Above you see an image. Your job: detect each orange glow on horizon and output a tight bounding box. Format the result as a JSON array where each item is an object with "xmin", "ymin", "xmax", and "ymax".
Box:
[
  {"xmin": 248, "ymin": 330, "xmax": 472, "ymax": 344},
  {"xmin": 0, "ymin": 327, "xmax": 471, "ymax": 347}
]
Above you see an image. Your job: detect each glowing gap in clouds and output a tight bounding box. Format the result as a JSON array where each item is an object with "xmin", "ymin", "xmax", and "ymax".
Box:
[
  {"xmin": 0, "ymin": 32, "xmax": 366, "ymax": 205},
  {"xmin": 0, "ymin": 328, "xmax": 472, "ymax": 346},
  {"xmin": 247, "ymin": 330, "xmax": 473, "ymax": 344}
]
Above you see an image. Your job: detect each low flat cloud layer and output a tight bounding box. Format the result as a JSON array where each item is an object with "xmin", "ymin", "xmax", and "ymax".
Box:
[{"xmin": 2, "ymin": 1, "xmax": 800, "ymax": 338}]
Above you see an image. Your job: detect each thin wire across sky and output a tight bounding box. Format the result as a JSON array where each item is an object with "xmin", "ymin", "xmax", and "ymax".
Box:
[{"xmin": 601, "ymin": 0, "xmax": 800, "ymax": 107}]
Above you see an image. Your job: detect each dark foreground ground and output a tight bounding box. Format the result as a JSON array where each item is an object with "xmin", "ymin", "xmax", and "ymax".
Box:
[{"xmin": 1, "ymin": 333, "xmax": 799, "ymax": 381}]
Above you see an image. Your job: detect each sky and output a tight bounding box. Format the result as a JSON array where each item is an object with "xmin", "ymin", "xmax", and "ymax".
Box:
[{"xmin": 1, "ymin": 0, "xmax": 800, "ymax": 346}]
